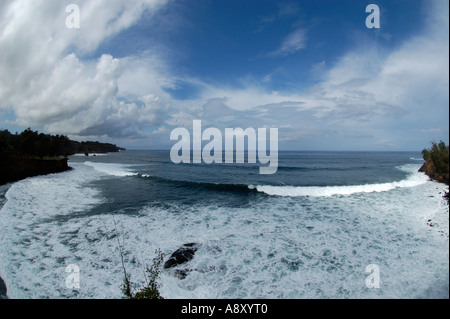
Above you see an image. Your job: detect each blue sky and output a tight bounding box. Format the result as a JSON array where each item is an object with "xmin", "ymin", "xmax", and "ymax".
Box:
[
  {"xmin": 0, "ymin": 0, "xmax": 448, "ymax": 150},
  {"xmin": 97, "ymin": 0, "xmax": 424, "ymax": 93}
]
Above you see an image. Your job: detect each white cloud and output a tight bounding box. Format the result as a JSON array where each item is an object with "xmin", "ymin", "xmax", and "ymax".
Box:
[
  {"xmin": 420, "ymin": 128, "xmax": 446, "ymax": 134},
  {"xmin": 0, "ymin": 0, "xmax": 169, "ymax": 139},
  {"xmin": 0, "ymin": 0, "xmax": 448, "ymax": 151},
  {"xmin": 168, "ymin": 0, "xmax": 448, "ymax": 150},
  {"xmin": 269, "ymin": 28, "xmax": 307, "ymax": 57}
]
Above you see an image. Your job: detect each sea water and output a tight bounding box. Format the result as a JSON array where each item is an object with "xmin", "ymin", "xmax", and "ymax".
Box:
[{"xmin": 0, "ymin": 151, "xmax": 448, "ymax": 299}]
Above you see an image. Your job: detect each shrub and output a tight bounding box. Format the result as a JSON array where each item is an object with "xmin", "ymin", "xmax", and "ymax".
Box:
[
  {"xmin": 422, "ymin": 140, "xmax": 449, "ymax": 175},
  {"xmin": 121, "ymin": 249, "xmax": 165, "ymax": 300}
]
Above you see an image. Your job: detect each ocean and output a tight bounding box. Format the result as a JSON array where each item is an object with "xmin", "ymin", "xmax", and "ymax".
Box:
[{"xmin": 0, "ymin": 151, "xmax": 448, "ymax": 299}]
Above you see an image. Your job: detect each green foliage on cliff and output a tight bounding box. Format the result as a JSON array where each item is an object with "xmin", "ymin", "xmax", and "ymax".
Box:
[
  {"xmin": 422, "ymin": 140, "xmax": 449, "ymax": 175},
  {"xmin": 1, "ymin": 128, "xmax": 125, "ymax": 185},
  {"xmin": 1, "ymin": 128, "xmax": 72, "ymax": 158},
  {"xmin": 0, "ymin": 128, "xmax": 124, "ymax": 158},
  {"xmin": 121, "ymin": 249, "xmax": 165, "ymax": 300}
]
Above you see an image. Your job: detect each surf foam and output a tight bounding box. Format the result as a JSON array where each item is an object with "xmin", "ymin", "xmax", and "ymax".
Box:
[
  {"xmin": 84, "ymin": 162, "xmax": 139, "ymax": 177},
  {"xmin": 0, "ymin": 162, "xmax": 447, "ymax": 299},
  {"xmin": 0, "ymin": 163, "xmax": 106, "ymax": 298},
  {"xmin": 251, "ymin": 164, "xmax": 429, "ymax": 197}
]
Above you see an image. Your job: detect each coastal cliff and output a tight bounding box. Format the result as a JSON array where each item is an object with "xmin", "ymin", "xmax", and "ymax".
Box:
[
  {"xmin": 420, "ymin": 141, "xmax": 449, "ymax": 186},
  {"xmin": 0, "ymin": 148, "xmax": 71, "ymax": 185},
  {"xmin": 0, "ymin": 128, "xmax": 125, "ymax": 186},
  {"xmin": 419, "ymin": 159, "xmax": 449, "ymax": 185},
  {"xmin": 0, "ymin": 275, "xmax": 6, "ymax": 299}
]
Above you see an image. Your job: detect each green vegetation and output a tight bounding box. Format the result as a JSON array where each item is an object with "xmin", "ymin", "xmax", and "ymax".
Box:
[
  {"xmin": 120, "ymin": 249, "xmax": 165, "ymax": 300},
  {"xmin": 421, "ymin": 140, "xmax": 449, "ymax": 204},
  {"xmin": 0, "ymin": 128, "xmax": 124, "ymax": 158},
  {"xmin": 114, "ymin": 219, "xmax": 164, "ymax": 299},
  {"xmin": 1, "ymin": 128, "xmax": 72, "ymax": 158},
  {"xmin": 422, "ymin": 140, "xmax": 449, "ymax": 176},
  {"xmin": 1, "ymin": 128, "xmax": 125, "ymax": 185},
  {"xmin": 123, "ymin": 249, "xmax": 165, "ymax": 300}
]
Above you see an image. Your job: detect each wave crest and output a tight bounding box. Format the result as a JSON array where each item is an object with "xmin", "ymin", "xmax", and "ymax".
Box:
[
  {"xmin": 250, "ymin": 165, "xmax": 429, "ymax": 197},
  {"xmin": 84, "ymin": 162, "xmax": 138, "ymax": 177}
]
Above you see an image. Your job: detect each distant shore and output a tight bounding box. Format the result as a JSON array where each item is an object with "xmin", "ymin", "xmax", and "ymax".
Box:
[{"xmin": 0, "ymin": 128, "xmax": 126, "ymax": 186}]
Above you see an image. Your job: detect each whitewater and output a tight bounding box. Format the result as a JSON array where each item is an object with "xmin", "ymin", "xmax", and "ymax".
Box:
[{"xmin": 0, "ymin": 151, "xmax": 448, "ymax": 299}]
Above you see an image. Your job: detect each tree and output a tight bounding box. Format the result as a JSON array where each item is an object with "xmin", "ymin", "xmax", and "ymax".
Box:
[
  {"xmin": 0, "ymin": 134, "xmax": 6, "ymax": 150},
  {"xmin": 422, "ymin": 140, "xmax": 449, "ymax": 175}
]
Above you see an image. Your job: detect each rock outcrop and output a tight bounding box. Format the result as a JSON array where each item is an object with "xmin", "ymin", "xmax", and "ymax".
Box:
[
  {"xmin": 164, "ymin": 243, "xmax": 225, "ymax": 280},
  {"xmin": 0, "ymin": 128, "xmax": 126, "ymax": 185},
  {"xmin": 419, "ymin": 159, "xmax": 449, "ymax": 185},
  {"xmin": 0, "ymin": 276, "xmax": 7, "ymax": 299},
  {"xmin": 70, "ymin": 141, "xmax": 126, "ymax": 155},
  {"xmin": 0, "ymin": 148, "xmax": 71, "ymax": 185},
  {"xmin": 164, "ymin": 243, "xmax": 200, "ymax": 270}
]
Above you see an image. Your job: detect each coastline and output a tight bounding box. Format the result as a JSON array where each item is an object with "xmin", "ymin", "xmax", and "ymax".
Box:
[
  {"xmin": 0, "ymin": 129, "xmax": 125, "ymax": 186},
  {"xmin": 0, "ymin": 153, "xmax": 71, "ymax": 186},
  {"xmin": 0, "ymin": 275, "xmax": 6, "ymax": 299},
  {"xmin": 0, "ymin": 153, "xmax": 447, "ymax": 299},
  {"xmin": 0, "ymin": 184, "xmax": 9, "ymax": 299},
  {"xmin": 419, "ymin": 159, "xmax": 449, "ymax": 186}
]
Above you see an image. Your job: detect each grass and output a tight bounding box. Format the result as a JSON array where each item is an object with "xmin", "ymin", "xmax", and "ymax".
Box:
[{"xmin": 114, "ymin": 218, "xmax": 165, "ymax": 299}]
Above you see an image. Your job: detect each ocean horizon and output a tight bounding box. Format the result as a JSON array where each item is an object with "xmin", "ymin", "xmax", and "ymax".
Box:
[{"xmin": 0, "ymin": 150, "xmax": 448, "ymax": 299}]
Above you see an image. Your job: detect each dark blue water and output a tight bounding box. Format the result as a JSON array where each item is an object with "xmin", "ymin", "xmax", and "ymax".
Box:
[
  {"xmin": 1, "ymin": 150, "xmax": 448, "ymax": 299},
  {"xmin": 68, "ymin": 150, "xmax": 420, "ymax": 211}
]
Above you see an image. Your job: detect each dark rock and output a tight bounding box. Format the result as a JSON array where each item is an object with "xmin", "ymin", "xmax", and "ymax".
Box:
[
  {"xmin": 164, "ymin": 243, "xmax": 200, "ymax": 269},
  {"xmin": 0, "ymin": 276, "xmax": 7, "ymax": 299},
  {"xmin": 174, "ymin": 266, "xmax": 219, "ymax": 280},
  {"xmin": 419, "ymin": 159, "xmax": 449, "ymax": 185},
  {"xmin": 72, "ymin": 141, "xmax": 125, "ymax": 154},
  {"xmin": 174, "ymin": 269, "xmax": 192, "ymax": 280},
  {"xmin": 427, "ymin": 219, "xmax": 436, "ymax": 227},
  {"xmin": 0, "ymin": 148, "xmax": 71, "ymax": 186}
]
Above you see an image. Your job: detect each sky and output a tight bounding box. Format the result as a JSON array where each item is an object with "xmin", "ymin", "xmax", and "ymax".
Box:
[{"xmin": 0, "ymin": 0, "xmax": 448, "ymax": 151}]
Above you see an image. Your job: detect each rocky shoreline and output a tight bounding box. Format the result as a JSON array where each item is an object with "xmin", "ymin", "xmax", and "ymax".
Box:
[
  {"xmin": 0, "ymin": 148, "xmax": 71, "ymax": 186},
  {"xmin": 419, "ymin": 159, "xmax": 449, "ymax": 186},
  {"xmin": 0, "ymin": 129, "xmax": 125, "ymax": 186},
  {"xmin": 0, "ymin": 275, "xmax": 7, "ymax": 299}
]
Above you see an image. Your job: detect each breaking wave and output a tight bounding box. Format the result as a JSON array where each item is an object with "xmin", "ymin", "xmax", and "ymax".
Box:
[{"xmin": 250, "ymin": 165, "xmax": 429, "ymax": 197}]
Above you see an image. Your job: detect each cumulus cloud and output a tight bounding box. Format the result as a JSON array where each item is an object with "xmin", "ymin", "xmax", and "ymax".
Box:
[
  {"xmin": 0, "ymin": 0, "xmax": 448, "ymax": 150},
  {"xmin": 0, "ymin": 0, "xmax": 169, "ymax": 139},
  {"xmin": 166, "ymin": 0, "xmax": 448, "ymax": 150},
  {"xmin": 308, "ymin": 2, "xmax": 449, "ymax": 130}
]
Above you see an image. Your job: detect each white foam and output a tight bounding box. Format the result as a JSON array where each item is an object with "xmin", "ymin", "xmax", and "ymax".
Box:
[
  {"xmin": 83, "ymin": 161, "xmax": 138, "ymax": 177},
  {"xmin": 0, "ymin": 163, "xmax": 107, "ymax": 298},
  {"xmin": 0, "ymin": 163, "xmax": 447, "ymax": 299},
  {"xmin": 251, "ymin": 165, "xmax": 429, "ymax": 197},
  {"xmin": 150, "ymin": 182, "xmax": 448, "ymax": 299},
  {"xmin": 72, "ymin": 153, "xmax": 108, "ymax": 157}
]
